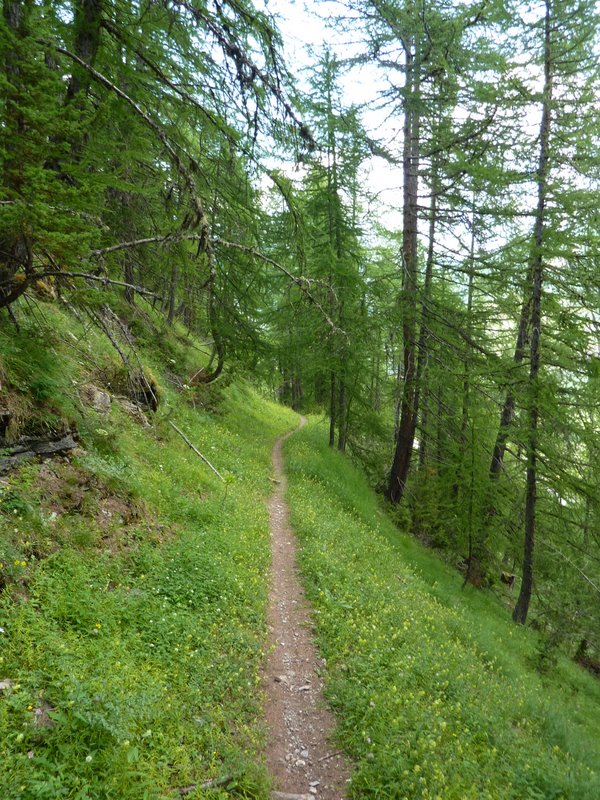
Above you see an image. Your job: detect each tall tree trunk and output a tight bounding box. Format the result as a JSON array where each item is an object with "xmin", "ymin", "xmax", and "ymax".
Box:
[
  {"xmin": 489, "ymin": 296, "xmax": 531, "ymax": 480},
  {"xmin": 461, "ymin": 208, "xmax": 476, "ymax": 444},
  {"xmin": 292, "ymin": 369, "xmax": 303, "ymax": 411},
  {"xmin": 167, "ymin": 263, "xmax": 178, "ymax": 325},
  {"xmin": 388, "ymin": 42, "xmax": 421, "ymax": 503},
  {"xmin": 461, "ymin": 207, "xmax": 481, "ymax": 585},
  {"xmin": 329, "ymin": 371, "xmax": 336, "ymax": 447},
  {"xmin": 338, "ymin": 374, "xmax": 347, "ymax": 452},
  {"xmin": 415, "ymin": 166, "xmax": 438, "ymax": 470},
  {"xmin": 0, "ymin": 0, "xmax": 33, "ymax": 308},
  {"xmin": 513, "ymin": 0, "xmax": 553, "ymax": 624},
  {"xmin": 324, "ymin": 61, "xmax": 348, "ymax": 450},
  {"xmin": 583, "ymin": 494, "xmax": 591, "ymax": 548},
  {"xmin": 66, "ymin": 0, "xmax": 103, "ymax": 102},
  {"xmin": 394, "ymin": 353, "xmax": 402, "ymax": 440}
]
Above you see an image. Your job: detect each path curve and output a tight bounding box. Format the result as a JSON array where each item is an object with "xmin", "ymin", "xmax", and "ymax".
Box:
[{"xmin": 264, "ymin": 416, "xmax": 350, "ymax": 800}]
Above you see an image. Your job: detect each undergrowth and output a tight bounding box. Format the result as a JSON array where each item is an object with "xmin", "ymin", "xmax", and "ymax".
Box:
[
  {"xmin": 284, "ymin": 418, "xmax": 600, "ymax": 800},
  {"xmin": 0, "ymin": 300, "xmax": 297, "ymax": 799}
]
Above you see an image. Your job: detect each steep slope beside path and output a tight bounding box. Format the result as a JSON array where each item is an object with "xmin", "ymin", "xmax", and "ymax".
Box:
[{"xmin": 265, "ymin": 417, "xmax": 350, "ymax": 800}]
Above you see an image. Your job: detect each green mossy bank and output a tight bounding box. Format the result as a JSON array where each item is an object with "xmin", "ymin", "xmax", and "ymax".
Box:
[
  {"xmin": 284, "ymin": 420, "xmax": 600, "ymax": 800},
  {"xmin": 0, "ymin": 303, "xmax": 297, "ymax": 799}
]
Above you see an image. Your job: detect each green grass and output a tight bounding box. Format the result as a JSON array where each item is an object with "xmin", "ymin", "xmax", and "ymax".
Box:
[
  {"xmin": 0, "ymin": 302, "xmax": 298, "ymax": 799},
  {"xmin": 284, "ymin": 418, "xmax": 600, "ymax": 800},
  {"xmin": 3, "ymin": 301, "xmax": 600, "ymax": 800}
]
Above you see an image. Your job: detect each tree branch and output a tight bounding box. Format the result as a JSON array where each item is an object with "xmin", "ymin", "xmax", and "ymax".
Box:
[
  {"xmin": 212, "ymin": 238, "xmax": 342, "ymax": 335},
  {"xmin": 169, "ymin": 421, "xmax": 225, "ymax": 481},
  {"xmin": 38, "ymin": 38, "xmax": 210, "ymax": 242}
]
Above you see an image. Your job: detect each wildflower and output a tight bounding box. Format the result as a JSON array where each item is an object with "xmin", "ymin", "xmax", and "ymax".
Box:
[{"xmin": 85, "ymin": 754, "xmax": 93, "ymax": 763}]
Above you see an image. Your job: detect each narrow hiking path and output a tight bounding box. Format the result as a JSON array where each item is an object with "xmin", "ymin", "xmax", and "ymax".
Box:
[{"xmin": 265, "ymin": 418, "xmax": 350, "ymax": 800}]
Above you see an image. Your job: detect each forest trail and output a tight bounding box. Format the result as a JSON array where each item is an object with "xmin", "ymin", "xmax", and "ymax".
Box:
[{"xmin": 265, "ymin": 417, "xmax": 350, "ymax": 800}]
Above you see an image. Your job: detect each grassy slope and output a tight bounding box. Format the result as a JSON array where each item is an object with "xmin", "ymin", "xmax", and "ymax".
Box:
[
  {"xmin": 284, "ymin": 419, "xmax": 600, "ymax": 800},
  {"xmin": 3, "ymin": 303, "xmax": 600, "ymax": 800},
  {"xmin": 0, "ymin": 302, "xmax": 297, "ymax": 799}
]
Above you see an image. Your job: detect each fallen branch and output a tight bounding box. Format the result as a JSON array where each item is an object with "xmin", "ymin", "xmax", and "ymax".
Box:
[
  {"xmin": 317, "ymin": 749, "xmax": 344, "ymax": 763},
  {"xmin": 168, "ymin": 421, "xmax": 224, "ymax": 481}
]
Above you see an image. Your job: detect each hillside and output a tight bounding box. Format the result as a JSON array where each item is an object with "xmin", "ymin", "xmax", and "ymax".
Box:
[
  {"xmin": 1, "ymin": 301, "xmax": 600, "ymax": 800},
  {"xmin": 285, "ymin": 425, "xmax": 600, "ymax": 799},
  {"xmin": 0, "ymin": 301, "xmax": 297, "ymax": 798}
]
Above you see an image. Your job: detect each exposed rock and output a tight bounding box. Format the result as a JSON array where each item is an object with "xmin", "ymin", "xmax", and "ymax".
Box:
[
  {"xmin": 118, "ymin": 398, "xmax": 151, "ymax": 428},
  {"xmin": 271, "ymin": 794, "xmax": 314, "ymax": 800},
  {"xmin": 0, "ymin": 408, "xmax": 12, "ymax": 437},
  {"xmin": 0, "ymin": 433, "xmax": 78, "ymax": 473},
  {"xmin": 80, "ymin": 384, "xmax": 111, "ymax": 413}
]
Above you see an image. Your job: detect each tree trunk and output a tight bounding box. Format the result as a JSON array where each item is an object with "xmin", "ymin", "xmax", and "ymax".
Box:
[
  {"xmin": 388, "ymin": 42, "xmax": 421, "ymax": 504},
  {"xmin": 190, "ymin": 252, "xmax": 223, "ymax": 384},
  {"xmin": 415, "ymin": 166, "xmax": 438, "ymax": 471},
  {"xmin": 461, "ymin": 208, "xmax": 476, "ymax": 443},
  {"xmin": 66, "ymin": 0, "xmax": 103, "ymax": 102},
  {"xmin": 461, "ymin": 207, "xmax": 480, "ymax": 585},
  {"xmin": 338, "ymin": 374, "xmax": 347, "ymax": 452},
  {"xmin": 489, "ymin": 296, "xmax": 531, "ymax": 480},
  {"xmin": 513, "ymin": 0, "xmax": 553, "ymax": 625},
  {"xmin": 0, "ymin": 0, "xmax": 33, "ymax": 308},
  {"xmin": 167, "ymin": 263, "xmax": 178, "ymax": 325},
  {"xmin": 328, "ymin": 371, "xmax": 336, "ymax": 447}
]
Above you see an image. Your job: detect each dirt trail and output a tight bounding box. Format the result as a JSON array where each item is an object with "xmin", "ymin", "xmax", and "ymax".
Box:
[{"xmin": 264, "ymin": 417, "xmax": 350, "ymax": 800}]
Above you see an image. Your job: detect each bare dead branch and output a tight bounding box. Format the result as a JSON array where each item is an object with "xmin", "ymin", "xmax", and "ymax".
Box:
[
  {"xmin": 168, "ymin": 421, "xmax": 225, "ymax": 481},
  {"xmin": 26, "ymin": 270, "xmax": 163, "ymax": 300},
  {"xmin": 213, "ymin": 238, "xmax": 342, "ymax": 335},
  {"xmin": 90, "ymin": 235, "xmax": 191, "ymax": 257}
]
